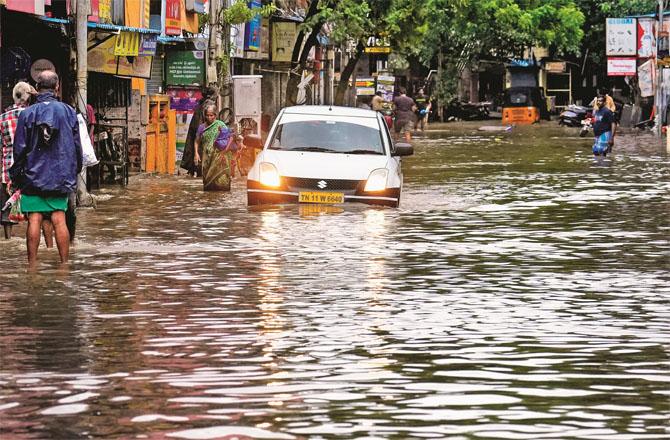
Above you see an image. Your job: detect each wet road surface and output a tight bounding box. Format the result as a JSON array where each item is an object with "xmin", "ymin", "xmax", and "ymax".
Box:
[{"xmin": 1, "ymin": 123, "xmax": 669, "ymax": 439}]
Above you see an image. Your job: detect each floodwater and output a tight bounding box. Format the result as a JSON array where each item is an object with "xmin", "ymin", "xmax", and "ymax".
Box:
[{"xmin": 1, "ymin": 123, "xmax": 669, "ymax": 439}]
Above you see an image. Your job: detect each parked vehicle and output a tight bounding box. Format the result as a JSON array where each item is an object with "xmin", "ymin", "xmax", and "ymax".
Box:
[
  {"xmin": 579, "ymin": 114, "xmax": 593, "ymax": 137},
  {"xmin": 246, "ymin": 106, "xmax": 413, "ymax": 208},
  {"xmin": 501, "ymin": 87, "xmax": 549, "ymax": 125},
  {"xmin": 558, "ymin": 104, "xmax": 590, "ymax": 127},
  {"xmin": 444, "ymin": 99, "xmax": 490, "ymax": 121}
]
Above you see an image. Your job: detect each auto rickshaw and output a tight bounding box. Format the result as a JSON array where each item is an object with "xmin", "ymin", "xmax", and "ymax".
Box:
[{"xmin": 501, "ymin": 86, "xmax": 549, "ymax": 125}]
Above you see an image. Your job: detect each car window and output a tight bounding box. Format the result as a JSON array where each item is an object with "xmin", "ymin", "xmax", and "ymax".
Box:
[{"xmin": 269, "ymin": 120, "xmax": 385, "ymax": 155}]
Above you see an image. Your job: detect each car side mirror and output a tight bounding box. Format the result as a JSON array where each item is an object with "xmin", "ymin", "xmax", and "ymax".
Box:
[
  {"xmin": 244, "ymin": 134, "xmax": 263, "ymax": 149},
  {"xmin": 393, "ymin": 142, "xmax": 414, "ymax": 156}
]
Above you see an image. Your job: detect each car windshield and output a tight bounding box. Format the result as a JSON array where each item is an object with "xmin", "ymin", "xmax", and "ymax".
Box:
[{"xmin": 268, "ymin": 120, "xmax": 385, "ymax": 155}]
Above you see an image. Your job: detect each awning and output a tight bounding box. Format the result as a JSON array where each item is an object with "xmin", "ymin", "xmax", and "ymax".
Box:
[{"xmin": 40, "ymin": 17, "xmax": 160, "ymax": 35}]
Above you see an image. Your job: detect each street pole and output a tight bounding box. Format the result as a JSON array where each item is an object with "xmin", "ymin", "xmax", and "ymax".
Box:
[
  {"xmin": 207, "ymin": 0, "xmax": 219, "ymax": 88},
  {"xmin": 75, "ymin": 0, "xmax": 94, "ymax": 207}
]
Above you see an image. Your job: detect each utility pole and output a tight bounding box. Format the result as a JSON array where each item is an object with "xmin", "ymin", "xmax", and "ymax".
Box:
[
  {"xmin": 75, "ymin": 0, "xmax": 94, "ymax": 207},
  {"xmin": 207, "ymin": 0, "xmax": 220, "ymax": 87},
  {"xmin": 656, "ymin": 0, "xmax": 665, "ymax": 137}
]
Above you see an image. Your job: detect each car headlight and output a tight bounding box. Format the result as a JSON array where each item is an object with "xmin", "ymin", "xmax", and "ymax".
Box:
[
  {"xmin": 259, "ymin": 162, "xmax": 281, "ymax": 187},
  {"xmin": 364, "ymin": 168, "xmax": 388, "ymax": 192}
]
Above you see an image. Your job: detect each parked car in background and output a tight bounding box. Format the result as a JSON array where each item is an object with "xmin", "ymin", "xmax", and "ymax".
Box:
[{"xmin": 246, "ymin": 106, "xmax": 413, "ymax": 208}]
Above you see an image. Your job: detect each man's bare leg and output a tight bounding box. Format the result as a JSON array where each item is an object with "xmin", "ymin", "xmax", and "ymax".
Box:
[
  {"xmin": 42, "ymin": 219, "xmax": 54, "ymax": 248},
  {"xmin": 50, "ymin": 211, "xmax": 70, "ymax": 263},
  {"xmin": 27, "ymin": 213, "xmax": 43, "ymax": 267},
  {"xmin": 3, "ymin": 224, "xmax": 11, "ymax": 239}
]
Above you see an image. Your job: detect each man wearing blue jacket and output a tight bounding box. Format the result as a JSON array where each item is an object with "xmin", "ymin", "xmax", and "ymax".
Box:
[{"xmin": 10, "ymin": 71, "xmax": 83, "ymax": 266}]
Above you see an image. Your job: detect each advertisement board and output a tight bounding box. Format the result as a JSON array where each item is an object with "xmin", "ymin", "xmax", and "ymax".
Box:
[
  {"xmin": 165, "ymin": 0, "xmax": 181, "ymax": 35},
  {"xmin": 88, "ymin": 34, "xmax": 152, "ymax": 78},
  {"xmin": 231, "ymin": 23, "xmax": 246, "ymax": 58},
  {"xmin": 638, "ymin": 59, "xmax": 655, "ymax": 97},
  {"xmin": 165, "ymin": 51, "xmax": 205, "ymax": 86},
  {"xmin": 376, "ymin": 75, "xmax": 395, "ymax": 101},
  {"xmin": 272, "ymin": 22, "xmax": 297, "ymax": 62},
  {"xmin": 245, "ymin": 0, "xmax": 261, "ymax": 51},
  {"xmin": 607, "ymin": 57, "xmax": 637, "ymax": 76},
  {"xmin": 637, "ymin": 18, "xmax": 656, "ymax": 59},
  {"xmin": 606, "ymin": 18, "xmax": 637, "ymax": 56}
]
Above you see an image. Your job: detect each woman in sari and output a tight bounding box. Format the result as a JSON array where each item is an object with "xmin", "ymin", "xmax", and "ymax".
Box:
[{"xmin": 194, "ymin": 103, "xmax": 237, "ymax": 191}]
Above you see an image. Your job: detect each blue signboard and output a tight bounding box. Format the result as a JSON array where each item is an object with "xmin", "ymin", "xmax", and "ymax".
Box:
[{"xmin": 245, "ymin": 0, "xmax": 261, "ymax": 51}]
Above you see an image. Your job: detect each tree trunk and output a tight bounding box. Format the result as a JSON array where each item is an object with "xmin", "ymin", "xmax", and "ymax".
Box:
[
  {"xmin": 334, "ymin": 41, "xmax": 364, "ymax": 106},
  {"xmin": 284, "ymin": 0, "xmax": 325, "ymax": 107}
]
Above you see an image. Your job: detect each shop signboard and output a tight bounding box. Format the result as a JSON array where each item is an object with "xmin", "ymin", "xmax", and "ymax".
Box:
[
  {"xmin": 365, "ymin": 36, "xmax": 391, "ymax": 54},
  {"xmin": 88, "ymin": 34, "xmax": 152, "ymax": 78},
  {"xmin": 165, "ymin": 0, "xmax": 181, "ymax": 35},
  {"xmin": 272, "ymin": 22, "xmax": 297, "ymax": 62},
  {"xmin": 607, "ymin": 57, "xmax": 636, "ymax": 76},
  {"xmin": 139, "ymin": 34, "xmax": 158, "ymax": 56},
  {"xmin": 245, "ymin": 0, "xmax": 262, "ymax": 51},
  {"xmin": 166, "ymin": 51, "xmax": 205, "ymax": 86},
  {"xmin": 114, "ymin": 31, "xmax": 140, "ymax": 57},
  {"xmin": 356, "ymin": 77, "xmax": 376, "ymax": 96},
  {"xmin": 606, "ymin": 18, "xmax": 637, "ymax": 56},
  {"xmin": 637, "ymin": 18, "xmax": 656, "ymax": 59},
  {"xmin": 545, "ymin": 61, "xmax": 566, "ymax": 73}
]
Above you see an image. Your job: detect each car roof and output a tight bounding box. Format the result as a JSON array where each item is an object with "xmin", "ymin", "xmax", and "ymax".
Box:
[{"xmin": 282, "ymin": 105, "xmax": 378, "ymax": 118}]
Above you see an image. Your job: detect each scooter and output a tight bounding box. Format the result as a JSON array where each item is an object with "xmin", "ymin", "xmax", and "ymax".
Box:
[{"xmin": 558, "ymin": 104, "xmax": 590, "ymax": 127}]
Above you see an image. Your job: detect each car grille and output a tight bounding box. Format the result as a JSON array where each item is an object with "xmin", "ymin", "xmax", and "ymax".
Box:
[{"xmin": 283, "ymin": 177, "xmax": 362, "ymax": 191}]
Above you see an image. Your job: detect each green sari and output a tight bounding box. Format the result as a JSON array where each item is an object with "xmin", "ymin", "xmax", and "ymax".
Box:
[{"xmin": 199, "ymin": 120, "xmax": 233, "ymax": 191}]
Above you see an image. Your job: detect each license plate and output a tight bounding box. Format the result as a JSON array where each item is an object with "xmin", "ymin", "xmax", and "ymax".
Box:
[{"xmin": 299, "ymin": 191, "xmax": 344, "ymax": 204}]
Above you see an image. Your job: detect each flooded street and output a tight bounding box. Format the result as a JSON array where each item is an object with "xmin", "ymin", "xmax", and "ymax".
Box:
[{"xmin": 1, "ymin": 123, "xmax": 669, "ymax": 439}]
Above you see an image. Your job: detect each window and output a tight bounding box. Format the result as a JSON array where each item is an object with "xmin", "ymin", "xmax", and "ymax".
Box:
[{"xmin": 269, "ymin": 120, "xmax": 385, "ymax": 155}]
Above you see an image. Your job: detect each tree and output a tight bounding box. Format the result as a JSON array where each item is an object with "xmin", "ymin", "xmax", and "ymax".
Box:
[
  {"xmin": 419, "ymin": 0, "xmax": 586, "ymax": 104},
  {"xmin": 284, "ymin": 0, "xmax": 431, "ymax": 106}
]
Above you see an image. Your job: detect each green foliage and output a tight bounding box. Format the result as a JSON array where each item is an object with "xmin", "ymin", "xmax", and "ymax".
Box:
[{"xmin": 221, "ymin": 1, "xmax": 276, "ymax": 25}]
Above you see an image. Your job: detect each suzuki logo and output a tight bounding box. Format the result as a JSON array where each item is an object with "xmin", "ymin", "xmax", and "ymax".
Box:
[{"xmin": 317, "ymin": 180, "xmax": 327, "ymax": 189}]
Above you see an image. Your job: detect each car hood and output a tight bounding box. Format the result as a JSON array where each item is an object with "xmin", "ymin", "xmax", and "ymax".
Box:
[{"xmin": 260, "ymin": 150, "xmax": 391, "ymax": 180}]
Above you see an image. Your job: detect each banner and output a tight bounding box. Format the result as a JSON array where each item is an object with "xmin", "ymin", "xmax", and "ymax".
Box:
[
  {"xmin": 245, "ymin": 0, "xmax": 261, "ymax": 51},
  {"xmin": 638, "ymin": 59, "xmax": 655, "ymax": 98},
  {"xmin": 272, "ymin": 22, "xmax": 297, "ymax": 62},
  {"xmin": 637, "ymin": 18, "xmax": 656, "ymax": 59},
  {"xmin": 606, "ymin": 18, "xmax": 637, "ymax": 56},
  {"xmin": 376, "ymin": 75, "xmax": 395, "ymax": 101},
  {"xmin": 607, "ymin": 57, "xmax": 636, "ymax": 76},
  {"xmin": 165, "ymin": 0, "xmax": 181, "ymax": 35}
]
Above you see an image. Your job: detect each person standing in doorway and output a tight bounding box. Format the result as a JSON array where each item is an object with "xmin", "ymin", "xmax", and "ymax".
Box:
[
  {"xmin": 393, "ymin": 87, "xmax": 416, "ymax": 143},
  {"xmin": 592, "ymin": 94, "xmax": 616, "ymax": 158},
  {"xmin": 9, "ymin": 71, "xmax": 82, "ymax": 266},
  {"xmin": 1, "ymin": 81, "xmax": 36, "ymax": 240}
]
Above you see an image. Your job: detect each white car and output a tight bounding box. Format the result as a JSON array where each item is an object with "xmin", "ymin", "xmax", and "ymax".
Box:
[{"xmin": 246, "ymin": 105, "xmax": 413, "ymax": 208}]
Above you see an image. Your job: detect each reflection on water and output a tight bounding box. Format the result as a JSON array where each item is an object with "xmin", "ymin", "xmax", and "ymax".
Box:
[{"xmin": 1, "ymin": 124, "xmax": 669, "ymax": 439}]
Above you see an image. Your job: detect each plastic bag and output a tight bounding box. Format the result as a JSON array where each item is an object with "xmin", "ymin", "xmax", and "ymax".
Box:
[
  {"xmin": 7, "ymin": 193, "xmax": 26, "ymax": 223},
  {"xmin": 78, "ymin": 114, "xmax": 99, "ymax": 167}
]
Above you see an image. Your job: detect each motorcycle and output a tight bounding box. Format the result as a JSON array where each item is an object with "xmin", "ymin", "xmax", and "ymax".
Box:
[
  {"xmin": 558, "ymin": 104, "xmax": 590, "ymax": 127},
  {"xmin": 579, "ymin": 114, "xmax": 593, "ymax": 137},
  {"xmin": 444, "ymin": 99, "xmax": 490, "ymax": 121}
]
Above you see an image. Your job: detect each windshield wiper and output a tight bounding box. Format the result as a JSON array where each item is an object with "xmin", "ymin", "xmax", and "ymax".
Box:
[
  {"xmin": 288, "ymin": 146, "xmax": 336, "ymax": 152},
  {"xmin": 343, "ymin": 149, "xmax": 383, "ymax": 155}
]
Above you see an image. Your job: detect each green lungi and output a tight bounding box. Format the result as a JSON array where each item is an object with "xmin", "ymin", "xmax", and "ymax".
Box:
[{"xmin": 21, "ymin": 194, "xmax": 68, "ymax": 213}]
